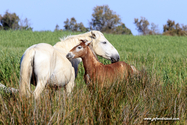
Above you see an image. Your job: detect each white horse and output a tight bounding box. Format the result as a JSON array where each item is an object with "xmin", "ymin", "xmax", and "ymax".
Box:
[{"xmin": 19, "ymin": 31, "xmax": 120, "ymax": 99}]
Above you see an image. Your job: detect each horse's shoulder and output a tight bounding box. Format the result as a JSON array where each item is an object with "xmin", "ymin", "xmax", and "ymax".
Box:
[{"xmin": 54, "ymin": 47, "xmax": 66, "ymax": 55}]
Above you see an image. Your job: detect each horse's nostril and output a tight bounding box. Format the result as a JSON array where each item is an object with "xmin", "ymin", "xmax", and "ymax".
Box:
[
  {"xmin": 111, "ymin": 57, "xmax": 116, "ymax": 63},
  {"xmin": 111, "ymin": 55, "xmax": 120, "ymax": 63},
  {"xmin": 117, "ymin": 56, "xmax": 120, "ymax": 61},
  {"xmin": 66, "ymin": 53, "xmax": 71, "ymax": 59}
]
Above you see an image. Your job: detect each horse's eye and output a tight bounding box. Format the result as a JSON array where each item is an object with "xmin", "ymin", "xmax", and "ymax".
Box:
[
  {"xmin": 103, "ymin": 42, "xmax": 107, "ymax": 44},
  {"xmin": 78, "ymin": 46, "xmax": 82, "ymax": 49}
]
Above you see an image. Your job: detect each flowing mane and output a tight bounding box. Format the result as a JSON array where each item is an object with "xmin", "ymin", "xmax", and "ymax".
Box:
[
  {"xmin": 54, "ymin": 31, "xmax": 94, "ymax": 52},
  {"xmin": 60, "ymin": 32, "xmax": 89, "ymax": 41}
]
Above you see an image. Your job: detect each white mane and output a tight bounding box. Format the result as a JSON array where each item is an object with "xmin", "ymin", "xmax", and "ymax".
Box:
[
  {"xmin": 60, "ymin": 30, "xmax": 103, "ymax": 41},
  {"xmin": 53, "ymin": 31, "xmax": 98, "ymax": 52}
]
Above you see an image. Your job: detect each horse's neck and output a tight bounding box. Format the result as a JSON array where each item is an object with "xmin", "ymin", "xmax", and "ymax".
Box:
[
  {"xmin": 88, "ymin": 45, "xmax": 99, "ymax": 62},
  {"xmin": 82, "ymin": 47, "xmax": 101, "ymax": 74},
  {"xmin": 53, "ymin": 33, "xmax": 92, "ymax": 53},
  {"xmin": 53, "ymin": 40, "xmax": 80, "ymax": 53}
]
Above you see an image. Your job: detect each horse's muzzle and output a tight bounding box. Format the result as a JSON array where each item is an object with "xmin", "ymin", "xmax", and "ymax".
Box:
[
  {"xmin": 66, "ymin": 53, "xmax": 73, "ymax": 60},
  {"xmin": 111, "ymin": 55, "xmax": 120, "ymax": 63}
]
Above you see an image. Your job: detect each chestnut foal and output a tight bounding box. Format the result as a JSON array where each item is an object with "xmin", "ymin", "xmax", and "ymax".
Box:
[{"xmin": 66, "ymin": 39, "xmax": 139, "ymax": 88}]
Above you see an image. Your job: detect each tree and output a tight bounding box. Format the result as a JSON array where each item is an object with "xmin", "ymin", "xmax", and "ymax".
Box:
[
  {"xmin": 115, "ymin": 23, "xmax": 132, "ymax": 35},
  {"xmin": 181, "ymin": 24, "xmax": 187, "ymax": 31},
  {"xmin": 90, "ymin": 5, "xmax": 132, "ymax": 34},
  {"xmin": 134, "ymin": 17, "xmax": 160, "ymax": 35},
  {"xmin": 64, "ymin": 17, "xmax": 88, "ymax": 32},
  {"xmin": 69, "ymin": 17, "xmax": 78, "ymax": 31},
  {"xmin": 64, "ymin": 17, "xmax": 78, "ymax": 31},
  {"xmin": 64, "ymin": 18, "xmax": 70, "ymax": 30},
  {"xmin": 19, "ymin": 18, "xmax": 33, "ymax": 30},
  {"xmin": 78, "ymin": 22, "xmax": 88, "ymax": 32},
  {"xmin": 149, "ymin": 23, "xmax": 160, "ymax": 35},
  {"xmin": 0, "ymin": 10, "xmax": 20, "ymax": 30},
  {"xmin": 64, "ymin": 17, "xmax": 77, "ymax": 31},
  {"xmin": 163, "ymin": 19, "xmax": 175, "ymax": 32},
  {"xmin": 134, "ymin": 17, "xmax": 150, "ymax": 35},
  {"xmin": 0, "ymin": 10, "xmax": 32, "ymax": 30},
  {"xmin": 54, "ymin": 24, "xmax": 63, "ymax": 31},
  {"xmin": 163, "ymin": 19, "xmax": 187, "ymax": 36},
  {"xmin": 90, "ymin": 5, "xmax": 120, "ymax": 32},
  {"xmin": 54, "ymin": 24, "xmax": 59, "ymax": 31}
]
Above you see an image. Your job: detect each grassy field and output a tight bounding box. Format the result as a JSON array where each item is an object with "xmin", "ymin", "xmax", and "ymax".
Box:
[{"xmin": 0, "ymin": 30, "xmax": 186, "ymax": 124}]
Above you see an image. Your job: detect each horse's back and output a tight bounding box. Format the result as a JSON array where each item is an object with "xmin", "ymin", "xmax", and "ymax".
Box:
[
  {"xmin": 20, "ymin": 43, "xmax": 54, "ymax": 65},
  {"xmin": 115, "ymin": 61, "xmax": 133, "ymax": 73},
  {"xmin": 103, "ymin": 61, "xmax": 130, "ymax": 72},
  {"xmin": 102, "ymin": 61, "xmax": 133, "ymax": 80},
  {"xmin": 33, "ymin": 43, "xmax": 56, "ymax": 65}
]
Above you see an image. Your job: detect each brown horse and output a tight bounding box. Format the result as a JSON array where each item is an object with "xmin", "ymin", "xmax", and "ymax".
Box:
[{"xmin": 66, "ymin": 39, "xmax": 141, "ymax": 88}]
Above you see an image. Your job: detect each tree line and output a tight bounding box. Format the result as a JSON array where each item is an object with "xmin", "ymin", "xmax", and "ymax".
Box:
[
  {"xmin": 134, "ymin": 17, "xmax": 187, "ymax": 36},
  {"xmin": 1, "ymin": 5, "xmax": 187, "ymax": 36},
  {"xmin": 0, "ymin": 10, "xmax": 32, "ymax": 31}
]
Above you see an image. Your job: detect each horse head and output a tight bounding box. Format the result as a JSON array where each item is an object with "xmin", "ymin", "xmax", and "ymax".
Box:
[
  {"xmin": 90, "ymin": 31, "xmax": 120, "ymax": 63},
  {"xmin": 66, "ymin": 39, "xmax": 91, "ymax": 60}
]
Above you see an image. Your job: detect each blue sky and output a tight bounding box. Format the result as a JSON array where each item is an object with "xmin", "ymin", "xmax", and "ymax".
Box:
[{"xmin": 1, "ymin": 0, "xmax": 186, "ymax": 35}]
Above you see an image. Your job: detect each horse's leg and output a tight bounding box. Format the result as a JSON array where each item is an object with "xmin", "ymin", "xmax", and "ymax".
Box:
[
  {"xmin": 64, "ymin": 67, "xmax": 75, "ymax": 95},
  {"xmin": 33, "ymin": 74, "xmax": 50, "ymax": 100},
  {"xmin": 84, "ymin": 74, "xmax": 91, "ymax": 85}
]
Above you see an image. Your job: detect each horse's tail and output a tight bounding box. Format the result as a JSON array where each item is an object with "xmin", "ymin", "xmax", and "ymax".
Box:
[
  {"xmin": 19, "ymin": 47, "xmax": 36, "ymax": 98},
  {"xmin": 130, "ymin": 65, "xmax": 148, "ymax": 87}
]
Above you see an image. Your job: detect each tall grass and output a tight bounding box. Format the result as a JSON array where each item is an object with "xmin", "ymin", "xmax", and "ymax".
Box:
[{"xmin": 0, "ymin": 30, "xmax": 186, "ymax": 124}]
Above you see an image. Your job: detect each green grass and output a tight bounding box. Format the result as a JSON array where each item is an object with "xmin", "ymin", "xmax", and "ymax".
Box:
[{"xmin": 0, "ymin": 30, "xmax": 186, "ymax": 124}]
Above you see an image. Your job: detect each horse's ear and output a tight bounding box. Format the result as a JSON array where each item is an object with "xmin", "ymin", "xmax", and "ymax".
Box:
[
  {"xmin": 91, "ymin": 31, "xmax": 96, "ymax": 39},
  {"xmin": 85, "ymin": 40, "xmax": 92, "ymax": 46},
  {"xmin": 79, "ymin": 39, "xmax": 87, "ymax": 43}
]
